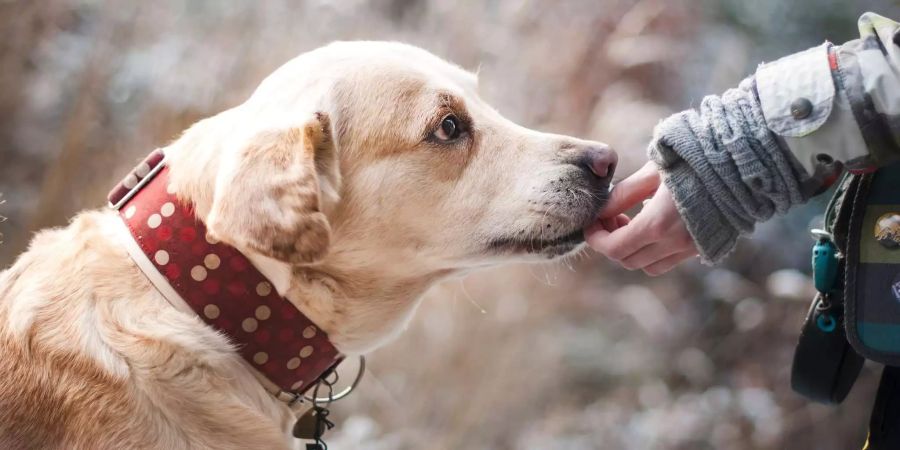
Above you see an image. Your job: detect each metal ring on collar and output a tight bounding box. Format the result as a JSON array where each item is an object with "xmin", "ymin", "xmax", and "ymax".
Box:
[{"xmin": 303, "ymin": 356, "xmax": 366, "ymax": 404}]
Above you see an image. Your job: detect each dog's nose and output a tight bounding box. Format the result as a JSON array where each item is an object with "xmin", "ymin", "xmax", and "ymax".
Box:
[{"xmin": 580, "ymin": 144, "xmax": 617, "ymax": 180}]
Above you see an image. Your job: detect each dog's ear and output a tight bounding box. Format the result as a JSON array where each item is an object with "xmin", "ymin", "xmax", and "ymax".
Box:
[{"xmin": 206, "ymin": 113, "xmax": 339, "ymax": 265}]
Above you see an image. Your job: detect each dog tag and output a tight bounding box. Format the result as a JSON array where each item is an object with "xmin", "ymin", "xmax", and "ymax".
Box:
[
  {"xmin": 293, "ymin": 405, "xmax": 335, "ymax": 447},
  {"xmin": 293, "ymin": 408, "xmax": 322, "ymax": 440}
]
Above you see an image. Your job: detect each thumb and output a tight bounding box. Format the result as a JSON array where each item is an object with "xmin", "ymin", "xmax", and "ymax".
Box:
[{"xmin": 599, "ymin": 161, "xmax": 661, "ymax": 219}]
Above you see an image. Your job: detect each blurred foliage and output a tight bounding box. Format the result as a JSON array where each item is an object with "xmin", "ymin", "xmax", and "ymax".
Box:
[
  {"xmin": 3, "ymin": 1, "xmax": 900, "ymax": 449},
  {"xmin": 718, "ymin": 0, "xmax": 892, "ymax": 55}
]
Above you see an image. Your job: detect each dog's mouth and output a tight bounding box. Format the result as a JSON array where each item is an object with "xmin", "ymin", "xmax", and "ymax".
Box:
[
  {"xmin": 484, "ymin": 174, "xmax": 609, "ymax": 259},
  {"xmin": 487, "ymin": 227, "xmax": 586, "ymax": 258}
]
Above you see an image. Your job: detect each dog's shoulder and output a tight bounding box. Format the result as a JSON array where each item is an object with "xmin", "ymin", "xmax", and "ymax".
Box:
[
  {"xmin": 0, "ymin": 210, "xmax": 292, "ymax": 449},
  {"xmin": 0, "ymin": 211, "xmax": 139, "ymax": 448}
]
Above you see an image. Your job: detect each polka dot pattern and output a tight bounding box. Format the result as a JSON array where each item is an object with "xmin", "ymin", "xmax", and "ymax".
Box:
[
  {"xmin": 256, "ymin": 281, "xmax": 272, "ymax": 297},
  {"xmin": 154, "ymin": 250, "xmax": 170, "ymax": 265},
  {"xmin": 117, "ymin": 166, "xmax": 340, "ymax": 395},
  {"xmin": 123, "ymin": 174, "xmax": 138, "ymax": 190},
  {"xmin": 191, "ymin": 265, "xmax": 208, "ymax": 281},
  {"xmin": 204, "ymin": 254, "xmax": 221, "ymax": 270},
  {"xmin": 160, "ymin": 202, "xmax": 175, "ymax": 217},
  {"xmin": 203, "ymin": 304, "xmax": 220, "ymax": 319},
  {"xmin": 242, "ymin": 317, "xmax": 258, "ymax": 333},
  {"xmin": 253, "ymin": 352, "xmax": 269, "ymax": 365},
  {"xmin": 147, "ymin": 214, "xmax": 162, "ymax": 229},
  {"xmin": 135, "ymin": 162, "xmax": 151, "ymax": 178}
]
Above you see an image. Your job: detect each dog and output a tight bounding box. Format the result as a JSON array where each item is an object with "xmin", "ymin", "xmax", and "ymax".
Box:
[{"xmin": 0, "ymin": 41, "xmax": 615, "ymax": 449}]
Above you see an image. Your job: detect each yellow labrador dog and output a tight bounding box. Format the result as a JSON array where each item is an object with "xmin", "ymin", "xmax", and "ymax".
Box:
[{"xmin": 0, "ymin": 42, "xmax": 615, "ymax": 449}]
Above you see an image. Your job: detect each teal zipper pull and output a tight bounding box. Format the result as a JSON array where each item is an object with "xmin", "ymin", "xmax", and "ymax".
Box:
[{"xmin": 811, "ymin": 229, "xmax": 839, "ymax": 293}]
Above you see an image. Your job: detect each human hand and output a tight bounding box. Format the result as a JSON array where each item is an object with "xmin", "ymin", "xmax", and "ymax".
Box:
[{"xmin": 585, "ymin": 161, "xmax": 699, "ymax": 275}]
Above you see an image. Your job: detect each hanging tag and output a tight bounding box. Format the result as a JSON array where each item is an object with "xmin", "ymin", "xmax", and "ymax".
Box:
[
  {"xmin": 293, "ymin": 405, "xmax": 336, "ymax": 450},
  {"xmin": 293, "ymin": 408, "xmax": 324, "ymax": 440}
]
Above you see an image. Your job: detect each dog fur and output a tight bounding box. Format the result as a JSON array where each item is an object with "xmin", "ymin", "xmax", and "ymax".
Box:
[{"xmin": 0, "ymin": 42, "xmax": 613, "ymax": 449}]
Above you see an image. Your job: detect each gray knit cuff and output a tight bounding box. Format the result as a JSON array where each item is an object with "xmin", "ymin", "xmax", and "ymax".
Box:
[
  {"xmin": 658, "ymin": 160, "xmax": 740, "ymax": 264},
  {"xmin": 647, "ymin": 76, "xmax": 809, "ymax": 265}
]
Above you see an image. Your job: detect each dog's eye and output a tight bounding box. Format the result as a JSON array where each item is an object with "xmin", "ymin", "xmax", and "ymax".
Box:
[{"xmin": 433, "ymin": 114, "xmax": 462, "ymax": 142}]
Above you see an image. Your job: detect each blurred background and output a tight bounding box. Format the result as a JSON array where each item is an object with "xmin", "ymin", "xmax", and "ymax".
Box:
[{"xmin": 3, "ymin": 0, "xmax": 900, "ymax": 448}]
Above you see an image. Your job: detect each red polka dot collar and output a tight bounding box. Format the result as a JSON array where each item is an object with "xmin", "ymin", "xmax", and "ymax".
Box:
[{"xmin": 108, "ymin": 150, "xmax": 341, "ymax": 400}]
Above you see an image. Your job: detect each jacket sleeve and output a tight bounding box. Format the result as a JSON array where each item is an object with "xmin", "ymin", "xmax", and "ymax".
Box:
[
  {"xmin": 648, "ymin": 13, "xmax": 900, "ymax": 264},
  {"xmin": 757, "ymin": 12, "xmax": 900, "ymax": 175}
]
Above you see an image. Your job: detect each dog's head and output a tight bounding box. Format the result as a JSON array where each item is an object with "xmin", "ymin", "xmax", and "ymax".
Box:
[
  {"xmin": 171, "ymin": 42, "xmax": 614, "ymax": 268},
  {"xmin": 166, "ymin": 42, "xmax": 615, "ymax": 349}
]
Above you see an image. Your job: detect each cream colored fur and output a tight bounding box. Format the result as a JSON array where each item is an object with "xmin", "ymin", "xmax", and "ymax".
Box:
[{"xmin": 0, "ymin": 42, "xmax": 612, "ymax": 449}]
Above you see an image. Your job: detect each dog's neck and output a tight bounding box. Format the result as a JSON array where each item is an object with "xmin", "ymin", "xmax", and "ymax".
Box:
[{"xmin": 262, "ymin": 250, "xmax": 452, "ymax": 355}]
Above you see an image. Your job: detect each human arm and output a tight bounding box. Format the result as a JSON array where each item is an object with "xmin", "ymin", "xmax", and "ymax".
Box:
[{"xmin": 587, "ymin": 12, "xmax": 900, "ymax": 271}]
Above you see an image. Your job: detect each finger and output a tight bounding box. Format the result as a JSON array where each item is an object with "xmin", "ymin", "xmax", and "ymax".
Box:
[
  {"xmin": 585, "ymin": 219, "xmax": 653, "ymax": 261},
  {"xmin": 584, "ymin": 213, "xmax": 622, "ymax": 239},
  {"xmin": 599, "ymin": 162, "xmax": 661, "ymax": 219},
  {"xmin": 590, "ymin": 186, "xmax": 668, "ymax": 260},
  {"xmin": 619, "ymin": 242, "xmax": 683, "ymax": 271},
  {"xmin": 600, "ymin": 217, "xmax": 619, "ymax": 232},
  {"xmin": 642, "ymin": 250, "xmax": 698, "ymax": 276},
  {"xmin": 584, "ymin": 227, "xmax": 610, "ymax": 251},
  {"xmin": 598, "ymin": 214, "xmax": 630, "ymax": 233}
]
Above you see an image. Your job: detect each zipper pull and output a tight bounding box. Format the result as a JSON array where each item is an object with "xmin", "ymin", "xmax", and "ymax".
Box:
[{"xmin": 811, "ymin": 229, "xmax": 840, "ymax": 293}]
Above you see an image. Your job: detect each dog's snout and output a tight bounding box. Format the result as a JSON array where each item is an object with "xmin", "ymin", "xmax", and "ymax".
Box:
[{"xmin": 579, "ymin": 145, "xmax": 617, "ymax": 180}]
